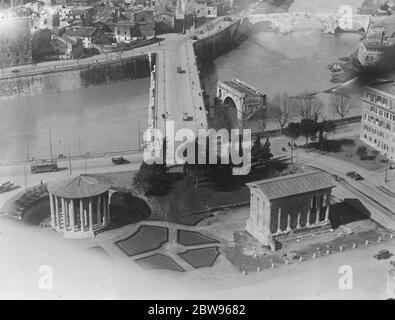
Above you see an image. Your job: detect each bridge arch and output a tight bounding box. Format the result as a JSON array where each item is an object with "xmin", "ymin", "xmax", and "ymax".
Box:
[{"xmin": 221, "ymin": 96, "xmax": 239, "ymax": 130}]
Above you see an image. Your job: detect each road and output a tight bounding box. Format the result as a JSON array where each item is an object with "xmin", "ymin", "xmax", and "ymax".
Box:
[{"xmin": 202, "ymin": 239, "xmax": 395, "ymax": 299}]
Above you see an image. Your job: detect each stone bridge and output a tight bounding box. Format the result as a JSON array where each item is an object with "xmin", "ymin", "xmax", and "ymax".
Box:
[{"xmin": 247, "ymin": 12, "xmax": 371, "ymax": 34}]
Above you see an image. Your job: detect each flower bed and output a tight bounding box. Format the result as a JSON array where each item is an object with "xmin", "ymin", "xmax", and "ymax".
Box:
[{"xmin": 115, "ymin": 225, "xmax": 168, "ymax": 256}]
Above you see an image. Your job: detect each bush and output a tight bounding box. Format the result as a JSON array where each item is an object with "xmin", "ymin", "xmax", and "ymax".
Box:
[
  {"xmin": 356, "ymin": 146, "xmax": 368, "ymax": 160},
  {"xmin": 133, "ymin": 162, "xmax": 172, "ymax": 196}
]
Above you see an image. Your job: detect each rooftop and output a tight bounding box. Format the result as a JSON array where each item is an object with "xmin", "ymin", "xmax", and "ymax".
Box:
[
  {"xmin": 247, "ymin": 171, "xmax": 335, "ymax": 200},
  {"xmin": 368, "ymin": 80, "xmax": 395, "ymax": 96},
  {"xmin": 64, "ymin": 27, "xmax": 97, "ymax": 37},
  {"xmin": 47, "ymin": 174, "xmax": 112, "ymax": 199}
]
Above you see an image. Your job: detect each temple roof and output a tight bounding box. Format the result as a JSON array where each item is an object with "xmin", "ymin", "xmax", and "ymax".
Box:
[
  {"xmin": 47, "ymin": 174, "xmax": 112, "ymax": 199},
  {"xmin": 247, "ymin": 171, "xmax": 335, "ymax": 200}
]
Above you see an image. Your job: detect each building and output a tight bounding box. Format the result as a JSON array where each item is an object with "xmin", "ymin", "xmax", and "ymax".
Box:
[
  {"xmin": 246, "ymin": 171, "xmax": 335, "ymax": 250},
  {"xmin": 47, "ymin": 174, "xmax": 112, "ymax": 239},
  {"xmin": 358, "ymin": 16, "xmax": 395, "ymax": 67},
  {"xmin": 357, "ymin": 40, "xmax": 389, "ymax": 66},
  {"xmin": 0, "ymin": 16, "xmax": 32, "ymax": 68},
  {"xmin": 360, "ymin": 81, "xmax": 395, "ymax": 160},
  {"xmin": 114, "ymin": 9, "xmax": 155, "ymax": 42},
  {"xmin": 63, "ymin": 26, "xmax": 99, "ymax": 48},
  {"xmin": 194, "ymin": 0, "xmax": 218, "ymax": 18}
]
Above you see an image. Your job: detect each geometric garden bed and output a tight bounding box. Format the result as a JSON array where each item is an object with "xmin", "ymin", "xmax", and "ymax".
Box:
[
  {"xmin": 115, "ymin": 225, "xmax": 168, "ymax": 257},
  {"xmin": 135, "ymin": 253, "xmax": 184, "ymax": 272},
  {"xmin": 178, "ymin": 247, "xmax": 220, "ymax": 269},
  {"xmin": 177, "ymin": 229, "xmax": 218, "ymax": 246}
]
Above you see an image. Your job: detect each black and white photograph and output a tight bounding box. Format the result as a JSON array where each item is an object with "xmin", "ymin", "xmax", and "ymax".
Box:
[{"xmin": 1, "ymin": 0, "xmax": 395, "ymax": 303}]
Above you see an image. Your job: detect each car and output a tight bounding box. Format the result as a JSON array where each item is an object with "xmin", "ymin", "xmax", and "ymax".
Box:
[
  {"xmin": 286, "ymin": 251, "xmax": 300, "ymax": 260},
  {"xmin": 346, "ymin": 171, "xmax": 356, "ymax": 177},
  {"xmin": 374, "ymin": 249, "xmax": 392, "ymax": 260},
  {"xmin": 353, "ymin": 173, "xmax": 364, "ymax": 181},
  {"xmin": 346, "ymin": 171, "xmax": 364, "ymax": 181},
  {"xmin": 177, "ymin": 66, "xmax": 186, "ymax": 73},
  {"xmin": 111, "ymin": 156, "xmax": 129, "ymax": 165}
]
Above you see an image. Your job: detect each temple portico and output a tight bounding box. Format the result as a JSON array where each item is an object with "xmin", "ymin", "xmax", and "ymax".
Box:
[{"xmin": 246, "ymin": 171, "xmax": 336, "ymax": 250}]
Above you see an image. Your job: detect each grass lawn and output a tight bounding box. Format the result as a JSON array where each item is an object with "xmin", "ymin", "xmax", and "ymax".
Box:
[
  {"xmin": 315, "ymin": 137, "xmax": 386, "ymax": 171},
  {"xmin": 115, "ymin": 225, "xmax": 168, "ymax": 256},
  {"xmin": 136, "ymin": 253, "xmax": 184, "ymax": 272},
  {"xmin": 177, "ymin": 230, "xmax": 218, "ymax": 246},
  {"xmin": 147, "ymin": 178, "xmax": 250, "ymax": 226},
  {"xmin": 178, "ymin": 247, "xmax": 220, "ymax": 269}
]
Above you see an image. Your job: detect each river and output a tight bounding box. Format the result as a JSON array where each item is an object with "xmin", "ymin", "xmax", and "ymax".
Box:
[{"xmin": 0, "ymin": 0, "xmax": 384, "ymax": 162}]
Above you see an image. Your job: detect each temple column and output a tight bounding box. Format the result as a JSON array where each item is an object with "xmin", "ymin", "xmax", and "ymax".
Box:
[
  {"xmin": 315, "ymin": 195, "xmax": 321, "ymax": 224},
  {"xmin": 324, "ymin": 192, "xmax": 330, "ymax": 222},
  {"xmin": 79, "ymin": 199, "xmax": 84, "ymax": 232},
  {"xmin": 98, "ymin": 195, "xmax": 103, "ymax": 226},
  {"xmin": 106, "ymin": 192, "xmax": 110, "ymax": 224},
  {"xmin": 61, "ymin": 198, "xmax": 67, "ymax": 231},
  {"xmin": 297, "ymin": 211, "xmax": 301, "ymax": 229},
  {"xmin": 89, "ymin": 198, "xmax": 93, "ymax": 232},
  {"xmin": 70, "ymin": 199, "xmax": 75, "ymax": 231},
  {"xmin": 286, "ymin": 213, "xmax": 291, "ymax": 232},
  {"xmin": 49, "ymin": 193, "xmax": 55, "ymax": 228},
  {"xmin": 306, "ymin": 199, "xmax": 311, "ymax": 227},
  {"xmin": 96, "ymin": 196, "xmax": 101, "ymax": 227},
  {"xmin": 55, "ymin": 196, "xmax": 60, "ymax": 231},
  {"xmin": 276, "ymin": 208, "xmax": 282, "ymax": 233}
]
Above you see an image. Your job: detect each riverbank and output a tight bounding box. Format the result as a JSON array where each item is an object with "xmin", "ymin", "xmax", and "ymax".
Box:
[{"xmin": 0, "ymin": 54, "xmax": 153, "ymax": 100}]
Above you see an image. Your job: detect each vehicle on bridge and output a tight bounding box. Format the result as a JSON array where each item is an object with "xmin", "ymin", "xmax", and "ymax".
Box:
[
  {"xmin": 112, "ymin": 156, "xmax": 129, "ymax": 165},
  {"xmin": 177, "ymin": 66, "xmax": 186, "ymax": 74},
  {"xmin": 31, "ymin": 161, "xmax": 58, "ymax": 174}
]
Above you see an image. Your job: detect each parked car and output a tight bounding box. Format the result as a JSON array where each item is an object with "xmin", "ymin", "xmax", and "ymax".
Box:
[
  {"xmin": 286, "ymin": 251, "xmax": 300, "ymax": 260},
  {"xmin": 374, "ymin": 249, "xmax": 392, "ymax": 260},
  {"xmin": 112, "ymin": 157, "xmax": 129, "ymax": 165}
]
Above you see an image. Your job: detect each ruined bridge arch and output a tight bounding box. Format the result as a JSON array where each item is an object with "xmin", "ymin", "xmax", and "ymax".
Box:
[{"xmin": 216, "ymin": 79, "xmax": 266, "ymax": 130}]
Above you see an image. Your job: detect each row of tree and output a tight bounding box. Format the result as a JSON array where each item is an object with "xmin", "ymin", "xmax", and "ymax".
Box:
[{"xmin": 271, "ymin": 91, "xmax": 352, "ymax": 133}]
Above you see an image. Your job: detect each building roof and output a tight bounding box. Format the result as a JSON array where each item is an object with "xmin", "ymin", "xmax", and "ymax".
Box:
[
  {"xmin": 47, "ymin": 174, "xmax": 112, "ymax": 199},
  {"xmin": 64, "ymin": 27, "xmax": 97, "ymax": 37},
  {"xmin": 368, "ymin": 80, "xmax": 395, "ymax": 96},
  {"xmin": 247, "ymin": 171, "xmax": 335, "ymax": 201}
]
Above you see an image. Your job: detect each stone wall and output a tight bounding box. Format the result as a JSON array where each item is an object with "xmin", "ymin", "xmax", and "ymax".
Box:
[
  {"xmin": 193, "ymin": 18, "xmax": 252, "ymax": 63},
  {"xmin": 0, "ymin": 54, "xmax": 154, "ymax": 100}
]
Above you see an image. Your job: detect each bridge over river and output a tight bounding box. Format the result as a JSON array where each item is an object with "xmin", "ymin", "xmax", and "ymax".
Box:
[{"xmin": 247, "ymin": 12, "xmax": 371, "ymax": 34}]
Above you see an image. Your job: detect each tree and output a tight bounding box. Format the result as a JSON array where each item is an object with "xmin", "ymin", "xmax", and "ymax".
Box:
[
  {"xmin": 300, "ymin": 119, "xmax": 318, "ymax": 150},
  {"xmin": 32, "ymin": 29, "xmax": 53, "ymax": 62},
  {"xmin": 293, "ymin": 93, "xmax": 323, "ymax": 121},
  {"xmin": 317, "ymin": 120, "xmax": 337, "ymax": 152},
  {"xmin": 272, "ymin": 93, "xmax": 292, "ymax": 133},
  {"xmin": 329, "ymin": 92, "xmax": 351, "ymax": 123},
  {"xmin": 286, "ymin": 122, "xmax": 301, "ymax": 163},
  {"xmin": 133, "ymin": 162, "xmax": 171, "ymax": 196},
  {"xmin": 252, "ymin": 135, "xmax": 273, "ymax": 165}
]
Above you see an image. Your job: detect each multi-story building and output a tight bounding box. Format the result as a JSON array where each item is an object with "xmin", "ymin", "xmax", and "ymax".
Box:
[
  {"xmin": 360, "ymin": 81, "xmax": 395, "ymax": 160},
  {"xmin": 0, "ymin": 16, "xmax": 32, "ymax": 68}
]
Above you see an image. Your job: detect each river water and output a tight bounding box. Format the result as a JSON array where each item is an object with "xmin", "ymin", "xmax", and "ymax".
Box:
[{"xmin": 0, "ymin": 0, "xmax": 381, "ymax": 162}]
